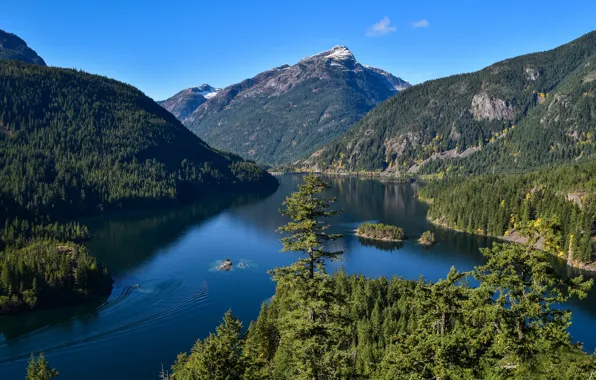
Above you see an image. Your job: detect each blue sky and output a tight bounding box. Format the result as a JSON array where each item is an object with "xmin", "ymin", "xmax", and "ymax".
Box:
[{"xmin": 2, "ymin": 0, "xmax": 595, "ymax": 100}]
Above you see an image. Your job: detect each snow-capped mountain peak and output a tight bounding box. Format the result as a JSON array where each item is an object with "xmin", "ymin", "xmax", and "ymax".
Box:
[{"xmin": 190, "ymin": 84, "xmax": 220, "ymax": 99}]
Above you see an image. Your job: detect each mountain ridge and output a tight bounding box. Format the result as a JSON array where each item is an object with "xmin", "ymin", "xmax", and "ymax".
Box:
[
  {"xmin": 301, "ymin": 31, "xmax": 596, "ymax": 176},
  {"xmin": 157, "ymin": 84, "xmax": 220, "ymax": 120},
  {"xmin": 0, "ymin": 29, "xmax": 46, "ymax": 66},
  {"xmin": 161, "ymin": 46, "xmax": 410, "ymax": 165}
]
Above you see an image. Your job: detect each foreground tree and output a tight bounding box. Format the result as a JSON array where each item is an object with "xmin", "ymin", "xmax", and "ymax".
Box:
[
  {"xmin": 276, "ymin": 174, "xmax": 343, "ymax": 279},
  {"xmin": 475, "ymin": 239, "xmax": 593, "ymax": 371},
  {"xmin": 25, "ymin": 353, "xmax": 58, "ymax": 380},
  {"xmin": 171, "ymin": 310, "xmax": 245, "ymax": 380},
  {"xmin": 272, "ymin": 174, "xmax": 352, "ymax": 379}
]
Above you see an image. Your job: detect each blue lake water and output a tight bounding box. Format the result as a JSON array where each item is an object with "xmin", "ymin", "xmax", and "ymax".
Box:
[{"xmin": 1, "ymin": 174, "xmax": 595, "ymax": 379}]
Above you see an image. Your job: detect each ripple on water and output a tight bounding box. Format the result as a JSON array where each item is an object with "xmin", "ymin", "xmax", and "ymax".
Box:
[
  {"xmin": 208, "ymin": 258, "xmax": 259, "ymax": 272},
  {"xmin": 0, "ymin": 279, "xmax": 210, "ymax": 365}
]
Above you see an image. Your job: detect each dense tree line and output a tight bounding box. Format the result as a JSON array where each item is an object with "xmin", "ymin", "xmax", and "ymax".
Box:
[
  {"xmin": 166, "ymin": 175, "xmax": 596, "ymax": 380},
  {"xmin": 419, "ymin": 159, "xmax": 596, "ymax": 263},
  {"xmin": 0, "ymin": 241, "xmax": 112, "ymax": 314},
  {"xmin": 0, "ymin": 60, "xmax": 276, "ymax": 222},
  {"xmin": 310, "ymin": 31, "xmax": 596, "ymax": 175}
]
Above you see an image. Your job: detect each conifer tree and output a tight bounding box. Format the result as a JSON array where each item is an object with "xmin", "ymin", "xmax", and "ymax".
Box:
[
  {"xmin": 25, "ymin": 353, "xmax": 58, "ymax": 380},
  {"xmin": 243, "ymin": 303, "xmax": 279, "ymax": 379},
  {"xmin": 276, "ymin": 174, "xmax": 343, "ymax": 280},
  {"xmin": 475, "ymin": 239, "xmax": 593, "ymax": 370},
  {"xmin": 171, "ymin": 310, "xmax": 245, "ymax": 380},
  {"xmin": 272, "ymin": 174, "xmax": 352, "ymax": 379}
]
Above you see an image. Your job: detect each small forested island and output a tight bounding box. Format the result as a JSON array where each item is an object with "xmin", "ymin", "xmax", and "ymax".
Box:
[
  {"xmin": 418, "ymin": 230, "xmax": 436, "ymax": 246},
  {"xmin": 356, "ymin": 222, "xmax": 405, "ymax": 241}
]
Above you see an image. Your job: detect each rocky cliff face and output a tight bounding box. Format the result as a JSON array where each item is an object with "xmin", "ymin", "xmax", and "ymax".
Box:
[
  {"xmin": 0, "ymin": 29, "xmax": 46, "ymax": 65},
  {"xmin": 163, "ymin": 46, "xmax": 409, "ymax": 165},
  {"xmin": 470, "ymin": 92, "xmax": 514, "ymax": 121}
]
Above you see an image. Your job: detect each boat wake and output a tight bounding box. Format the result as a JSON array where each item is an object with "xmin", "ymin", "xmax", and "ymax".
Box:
[{"xmin": 0, "ymin": 280, "xmax": 209, "ymax": 365}]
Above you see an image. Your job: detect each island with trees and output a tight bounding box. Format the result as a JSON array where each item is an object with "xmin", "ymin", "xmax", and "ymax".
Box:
[
  {"xmin": 418, "ymin": 230, "xmax": 437, "ymax": 246},
  {"xmin": 0, "ymin": 241, "xmax": 112, "ymax": 315},
  {"xmin": 356, "ymin": 222, "xmax": 405, "ymax": 242}
]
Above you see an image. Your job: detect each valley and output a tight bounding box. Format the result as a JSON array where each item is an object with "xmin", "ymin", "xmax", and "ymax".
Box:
[{"xmin": 0, "ymin": 15, "xmax": 595, "ymax": 379}]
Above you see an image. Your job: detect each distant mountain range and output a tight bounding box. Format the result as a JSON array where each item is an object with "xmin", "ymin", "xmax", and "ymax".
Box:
[
  {"xmin": 0, "ymin": 29, "xmax": 46, "ymax": 66},
  {"xmin": 302, "ymin": 31, "xmax": 596, "ymax": 176},
  {"xmin": 159, "ymin": 46, "xmax": 410, "ymax": 165},
  {"xmin": 157, "ymin": 84, "xmax": 220, "ymax": 120}
]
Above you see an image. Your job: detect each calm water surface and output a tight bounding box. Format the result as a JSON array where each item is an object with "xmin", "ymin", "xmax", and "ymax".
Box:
[{"xmin": 1, "ymin": 175, "xmax": 595, "ymax": 379}]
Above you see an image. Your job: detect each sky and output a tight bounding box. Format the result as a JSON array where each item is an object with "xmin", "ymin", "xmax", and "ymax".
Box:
[{"xmin": 2, "ymin": 0, "xmax": 595, "ymax": 100}]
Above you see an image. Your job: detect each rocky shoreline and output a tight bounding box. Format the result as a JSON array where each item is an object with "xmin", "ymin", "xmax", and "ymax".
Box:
[
  {"xmin": 355, "ymin": 232, "xmax": 404, "ymax": 242},
  {"xmin": 427, "ymin": 217, "xmax": 596, "ymax": 272}
]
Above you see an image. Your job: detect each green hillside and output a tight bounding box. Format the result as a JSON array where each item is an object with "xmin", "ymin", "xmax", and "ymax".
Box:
[
  {"xmin": 0, "ymin": 60, "xmax": 277, "ymax": 223},
  {"xmin": 306, "ymin": 31, "xmax": 596, "ymax": 175},
  {"xmin": 418, "ymin": 158, "xmax": 596, "ymax": 265},
  {"xmin": 0, "ymin": 58, "xmax": 277, "ymax": 314}
]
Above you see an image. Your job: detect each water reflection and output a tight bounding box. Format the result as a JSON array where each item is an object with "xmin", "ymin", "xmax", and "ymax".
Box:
[
  {"xmin": 82, "ymin": 189, "xmax": 275, "ymax": 274},
  {"xmin": 357, "ymin": 236, "xmax": 405, "ymax": 252}
]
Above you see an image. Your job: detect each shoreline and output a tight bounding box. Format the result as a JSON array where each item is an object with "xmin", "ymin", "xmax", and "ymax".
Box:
[
  {"xmin": 269, "ymin": 170, "xmax": 415, "ymax": 183},
  {"xmin": 427, "ymin": 217, "xmax": 596, "ymax": 272},
  {"xmin": 354, "ymin": 232, "xmax": 404, "ymax": 243}
]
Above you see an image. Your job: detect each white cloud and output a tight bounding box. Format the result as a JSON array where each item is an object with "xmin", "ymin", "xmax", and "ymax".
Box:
[
  {"xmin": 411, "ymin": 19, "xmax": 429, "ymax": 28},
  {"xmin": 366, "ymin": 17, "xmax": 397, "ymax": 37}
]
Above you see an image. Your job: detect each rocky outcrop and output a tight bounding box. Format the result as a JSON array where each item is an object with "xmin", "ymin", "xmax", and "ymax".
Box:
[
  {"xmin": 471, "ymin": 92, "xmax": 514, "ymax": 121},
  {"xmin": 524, "ymin": 67, "xmax": 540, "ymax": 81},
  {"xmin": 407, "ymin": 146, "xmax": 480, "ymax": 173},
  {"xmin": 218, "ymin": 259, "xmax": 233, "ymax": 271}
]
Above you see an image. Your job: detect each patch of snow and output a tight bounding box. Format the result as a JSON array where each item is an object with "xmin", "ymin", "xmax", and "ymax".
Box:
[
  {"xmin": 325, "ymin": 46, "xmax": 353, "ymax": 60},
  {"xmin": 202, "ymin": 90, "xmax": 219, "ymax": 99}
]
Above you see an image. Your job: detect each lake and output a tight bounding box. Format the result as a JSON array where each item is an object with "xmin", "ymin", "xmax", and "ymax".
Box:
[{"xmin": 1, "ymin": 174, "xmax": 595, "ymax": 379}]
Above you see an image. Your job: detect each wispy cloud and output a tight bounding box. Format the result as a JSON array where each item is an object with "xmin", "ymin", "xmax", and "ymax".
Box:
[
  {"xmin": 411, "ymin": 19, "xmax": 429, "ymax": 28},
  {"xmin": 366, "ymin": 17, "xmax": 396, "ymax": 37}
]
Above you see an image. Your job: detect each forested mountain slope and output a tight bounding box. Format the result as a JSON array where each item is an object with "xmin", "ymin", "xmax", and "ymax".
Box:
[
  {"xmin": 419, "ymin": 158, "xmax": 596, "ymax": 265},
  {"xmin": 174, "ymin": 46, "xmax": 410, "ymax": 165},
  {"xmin": 305, "ymin": 31, "xmax": 596, "ymax": 175},
  {"xmin": 0, "ymin": 29, "xmax": 46, "ymax": 66},
  {"xmin": 0, "ymin": 60, "xmax": 277, "ymax": 223}
]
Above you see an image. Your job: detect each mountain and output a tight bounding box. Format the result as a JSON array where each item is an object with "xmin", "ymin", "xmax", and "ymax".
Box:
[
  {"xmin": 0, "ymin": 59, "xmax": 277, "ymax": 223},
  {"xmin": 158, "ymin": 84, "xmax": 219, "ymax": 120},
  {"xmin": 303, "ymin": 31, "xmax": 596, "ymax": 175},
  {"xmin": 164, "ymin": 46, "xmax": 410, "ymax": 165},
  {"xmin": 0, "ymin": 29, "xmax": 46, "ymax": 65}
]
